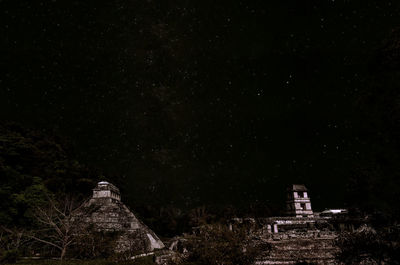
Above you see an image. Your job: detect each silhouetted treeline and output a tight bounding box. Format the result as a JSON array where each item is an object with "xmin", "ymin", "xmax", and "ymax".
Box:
[{"xmin": 0, "ymin": 122, "xmax": 99, "ymax": 226}]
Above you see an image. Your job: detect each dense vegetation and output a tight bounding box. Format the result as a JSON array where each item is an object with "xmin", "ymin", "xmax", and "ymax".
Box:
[
  {"xmin": 0, "ymin": 122, "xmax": 98, "ymax": 227},
  {"xmin": 183, "ymin": 225, "xmax": 268, "ymax": 265},
  {"xmin": 0, "ymin": 122, "xmax": 267, "ymax": 264},
  {"xmin": 336, "ymin": 225, "xmax": 400, "ymax": 264}
]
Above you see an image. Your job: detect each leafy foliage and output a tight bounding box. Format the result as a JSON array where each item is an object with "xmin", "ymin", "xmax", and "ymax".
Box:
[
  {"xmin": 0, "ymin": 122, "xmax": 97, "ymax": 227},
  {"xmin": 0, "ymin": 249, "xmax": 18, "ymax": 264},
  {"xmin": 335, "ymin": 225, "xmax": 400, "ymax": 264},
  {"xmin": 184, "ymin": 224, "xmax": 268, "ymax": 265}
]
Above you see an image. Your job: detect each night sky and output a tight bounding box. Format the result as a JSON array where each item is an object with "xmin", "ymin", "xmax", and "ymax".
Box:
[{"xmin": 1, "ymin": 1, "xmax": 400, "ymax": 212}]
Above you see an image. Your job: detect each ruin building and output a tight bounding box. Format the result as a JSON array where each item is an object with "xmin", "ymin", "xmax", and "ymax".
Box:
[
  {"xmin": 91, "ymin": 181, "xmax": 121, "ymax": 201},
  {"xmin": 286, "ymin": 184, "xmax": 313, "ymax": 217},
  {"xmin": 81, "ymin": 181, "xmax": 165, "ymax": 253},
  {"xmin": 225, "ymin": 184, "xmax": 358, "ymax": 264}
]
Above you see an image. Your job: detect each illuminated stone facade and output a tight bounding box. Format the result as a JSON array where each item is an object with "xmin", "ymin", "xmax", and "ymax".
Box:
[
  {"xmin": 286, "ymin": 184, "xmax": 313, "ymax": 217},
  {"xmin": 82, "ymin": 181, "xmax": 165, "ymax": 253}
]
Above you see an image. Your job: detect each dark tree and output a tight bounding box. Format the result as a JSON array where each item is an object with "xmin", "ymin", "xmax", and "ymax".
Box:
[
  {"xmin": 335, "ymin": 225, "xmax": 400, "ymax": 264},
  {"xmin": 29, "ymin": 196, "xmax": 87, "ymax": 261},
  {"xmin": 0, "ymin": 122, "xmax": 97, "ymax": 227},
  {"xmin": 184, "ymin": 224, "xmax": 269, "ymax": 265}
]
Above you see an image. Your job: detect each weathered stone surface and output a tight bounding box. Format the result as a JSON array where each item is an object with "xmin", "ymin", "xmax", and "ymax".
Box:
[
  {"xmin": 254, "ymin": 233, "xmax": 338, "ymax": 264},
  {"xmin": 286, "ymin": 184, "xmax": 314, "ymax": 217},
  {"xmin": 162, "ymin": 184, "xmax": 359, "ymax": 265},
  {"xmin": 80, "ymin": 181, "xmax": 165, "ymax": 254},
  {"xmin": 227, "ymin": 216, "xmax": 350, "ymax": 264}
]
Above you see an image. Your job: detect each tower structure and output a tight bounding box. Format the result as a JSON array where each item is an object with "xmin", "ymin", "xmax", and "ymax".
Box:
[{"xmin": 286, "ymin": 184, "xmax": 313, "ymax": 217}]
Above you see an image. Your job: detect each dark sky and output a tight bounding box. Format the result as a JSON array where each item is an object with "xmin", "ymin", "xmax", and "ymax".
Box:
[{"xmin": 1, "ymin": 0, "xmax": 400, "ymax": 211}]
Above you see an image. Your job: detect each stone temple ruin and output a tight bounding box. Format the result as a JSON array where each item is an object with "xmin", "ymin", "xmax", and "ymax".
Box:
[
  {"xmin": 92, "ymin": 181, "xmax": 121, "ymax": 201},
  {"xmin": 79, "ymin": 182, "xmax": 360, "ymax": 264},
  {"xmin": 81, "ymin": 181, "xmax": 164, "ymax": 253},
  {"xmin": 286, "ymin": 184, "xmax": 313, "ymax": 217},
  {"xmin": 226, "ymin": 184, "xmax": 360, "ymax": 265}
]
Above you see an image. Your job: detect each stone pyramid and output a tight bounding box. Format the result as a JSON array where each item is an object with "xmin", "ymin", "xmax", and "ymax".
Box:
[{"xmin": 82, "ymin": 181, "xmax": 164, "ymax": 253}]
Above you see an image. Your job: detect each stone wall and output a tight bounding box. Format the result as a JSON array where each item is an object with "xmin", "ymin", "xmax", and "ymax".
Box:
[
  {"xmin": 255, "ymin": 238, "xmax": 337, "ymax": 264},
  {"xmin": 250, "ymin": 229, "xmax": 338, "ymax": 264},
  {"xmin": 80, "ymin": 195, "xmax": 165, "ymax": 254},
  {"xmin": 228, "ymin": 217, "xmax": 343, "ymax": 264}
]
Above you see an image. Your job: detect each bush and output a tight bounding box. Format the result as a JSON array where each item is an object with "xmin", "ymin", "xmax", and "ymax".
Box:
[
  {"xmin": 183, "ymin": 224, "xmax": 268, "ymax": 265},
  {"xmin": 0, "ymin": 249, "xmax": 18, "ymax": 264},
  {"xmin": 335, "ymin": 225, "xmax": 400, "ymax": 264}
]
